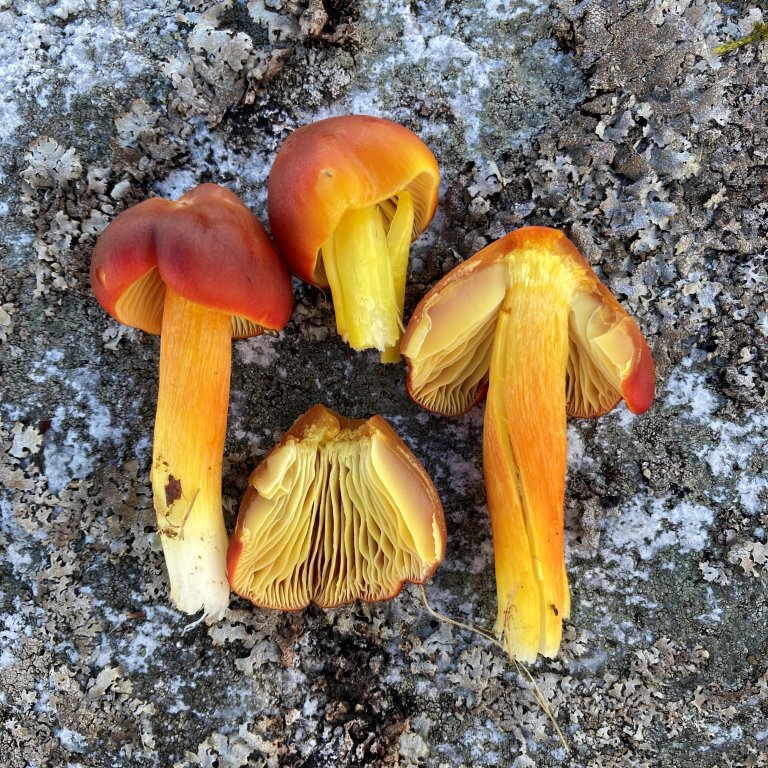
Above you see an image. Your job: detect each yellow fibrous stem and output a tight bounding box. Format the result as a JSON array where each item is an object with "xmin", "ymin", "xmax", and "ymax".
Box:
[
  {"xmin": 483, "ymin": 252, "xmax": 574, "ymax": 663},
  {"xmin": 321, "ymin": 191, "xmax": 414, "ymax": 362},
  {"xmin": 151, "ymin": 286, "xmax": 232, "ymax": 619}
]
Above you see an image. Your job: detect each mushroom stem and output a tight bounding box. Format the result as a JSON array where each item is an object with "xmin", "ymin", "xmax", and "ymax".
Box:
[
  {"xmin": 151, "ymin": 286, "xmax": 232, "ymax": 619},
  {"xmin": 483, "ymin": 256, "xmax": 573, "ymax": 662},
  {"xmin": 321, "ymin": 192, "xmax": 414, "ymax": 361},
  {"xmin": 381, "ymin": 191, "xmax": 414, "ymax": 363}
]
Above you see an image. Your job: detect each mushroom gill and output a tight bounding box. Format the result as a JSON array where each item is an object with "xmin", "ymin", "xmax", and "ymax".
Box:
[{"xmin": 227, "ymin": 405, "xmax": 446, "ymax": 610}]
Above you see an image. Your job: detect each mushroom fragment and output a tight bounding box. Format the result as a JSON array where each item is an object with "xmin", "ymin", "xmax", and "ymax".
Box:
[
  {"xmin": 91, "ymin": 183, "xmax": 293, "ymax": 619},
  {"xmin": 401, "ymin": 226, "xmax": 654, "ymax": 662},
  {"xmin": 227, "ymin": 405, "xmax": 446, "ymax": 609},
  {"xmin": 267, "ymin": 115, "xmax": 440, "ymax": 362}
]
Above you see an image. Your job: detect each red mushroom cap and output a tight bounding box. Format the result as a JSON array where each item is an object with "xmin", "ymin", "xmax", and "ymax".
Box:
[{"xmin": 91, "ymin": 183, "xmax": 293, "ymax": 336}]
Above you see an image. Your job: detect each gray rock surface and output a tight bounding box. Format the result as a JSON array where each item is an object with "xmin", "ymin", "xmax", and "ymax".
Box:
[{"xmin": 1, "ymin": 0, "xmax": 766, "ymax": 765}]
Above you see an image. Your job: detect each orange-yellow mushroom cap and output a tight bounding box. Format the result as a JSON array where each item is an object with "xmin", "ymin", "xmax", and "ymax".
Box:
[
  {"xmin": 227, "ymin": 404, "xmax": 446, "ymax": 610},
  {"xmin": 401, "ymin": 226, "xmax": 655, "ymax": 419},
  {"xmin": 91, "ymin": 183, "xmax": 293, "ymax": 335},
  {"xmin": 267, "ymin": 115, "xmax": 440, "ymax": 288}
]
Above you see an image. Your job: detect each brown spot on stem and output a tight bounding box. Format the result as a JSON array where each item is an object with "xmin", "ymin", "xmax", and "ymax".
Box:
[
  {"xmin": 165, "ymin": 475, "xmax": 182, "ymax": 506},
  {"xmin": 38, "ymin": 418, "xmax": 53, "ymax": 434}
]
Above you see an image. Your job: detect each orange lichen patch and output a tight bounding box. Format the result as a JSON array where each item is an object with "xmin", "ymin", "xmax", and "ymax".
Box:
[
  {"xmin": 401, "ymin": 226, "xmax": 655, "ymax": 662},
  {"xmin": 228, "ymin": 405, "xmax": 446, "ymax": 610},
  {"xmin": 268, "ymin": 115, "xmax": 440, "ymax": 359}
]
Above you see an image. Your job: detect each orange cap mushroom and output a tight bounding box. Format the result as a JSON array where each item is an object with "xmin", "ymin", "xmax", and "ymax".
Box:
[
  {"xmin": 227, "ymin": 404, "xmax": 446, "ymax": 609},
  {"xmin": 268, "ymin": 115, "xmax": 440, "ymax": 362},
  {"xmin": 401, "ymin": 226, "xmax": 654, "ymax": 662},
  {"xmin": 91, "ymin": 183, "xmax": 293, "ymax": 619}
]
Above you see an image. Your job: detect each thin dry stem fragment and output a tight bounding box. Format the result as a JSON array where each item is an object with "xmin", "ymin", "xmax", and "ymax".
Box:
[
  {"xmin": 418, "ymin": 585, "xmax": 569, "ymax": 752},
  {"xmin": 714, "ymin": 22, "xmax": 768, "ymax": 56}
]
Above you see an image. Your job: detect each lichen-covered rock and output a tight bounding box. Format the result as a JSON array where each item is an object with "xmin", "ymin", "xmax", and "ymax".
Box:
[{"xmin": 1, "ymin": 0, "xmax": 766, "ymax": 766}]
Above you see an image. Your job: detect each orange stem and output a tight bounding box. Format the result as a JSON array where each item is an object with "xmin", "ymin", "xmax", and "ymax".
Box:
[
  {"xmin": 151, "ymin": 286, "xmax": 232, "ymax": 619},
  {"xmin": 484, "ymin": 255, "xmax": 573, "ymax": 662}
]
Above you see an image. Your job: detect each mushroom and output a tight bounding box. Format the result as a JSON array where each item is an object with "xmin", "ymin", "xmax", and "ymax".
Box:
[
  {"xmin": 227, "ymin": 404, "xmax": 446, "ymax": 609},
  {"xmin": 267, "ymin": 115, "xmax": 440, "ymax": 362},
  {"xmin": 91, "ymin": 183, "xmax": 293, "ymax": 619},
  {"xmin": 400, "ymin": 226, "xmax": 654, "ymax": 662}
]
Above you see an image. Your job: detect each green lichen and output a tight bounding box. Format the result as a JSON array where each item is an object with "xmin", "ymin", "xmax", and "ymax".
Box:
[{"xmin": 714, "ymin": 21, "xmax": 768, "ymax": 56}]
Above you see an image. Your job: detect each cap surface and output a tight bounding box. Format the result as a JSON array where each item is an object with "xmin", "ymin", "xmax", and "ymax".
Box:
[
  {"xmin": 227, "ymin": 404, "xmax": 446, "ymax": 610},
  {"xmin": 401, "ymin": 226, "xmax": 655, "ymax": 418},
  {"xmin": 267, "ymin": 115, "xmax": 440, "ymax": 287},
  {"xmin": 91, "ymin": 183, "xmax": 293, "ymax": 336}
]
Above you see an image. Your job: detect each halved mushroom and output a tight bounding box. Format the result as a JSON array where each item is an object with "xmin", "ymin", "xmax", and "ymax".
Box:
[
  {"xmin": 227, "ymin": 405, "xmax": 446, "ymax": 609},
  {"xmin": 401, "ymin": 226, "xmax": 654, "ymax": 662}
]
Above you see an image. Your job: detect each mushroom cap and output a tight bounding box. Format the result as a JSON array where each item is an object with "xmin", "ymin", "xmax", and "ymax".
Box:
[
  {"xmin": 227, "ymin": 404, "xmax": 447, "ymax": 610},
  {"xmin": 267, "ymin": 115, "xmax": 440, "ymax": 288},
  {"xmin": 401, "ymin": 226, "xmax": 655, "ymax": 418},
  {"xmin": 91, "ymin": 183, "xmax": 293, "ymax": 337}
]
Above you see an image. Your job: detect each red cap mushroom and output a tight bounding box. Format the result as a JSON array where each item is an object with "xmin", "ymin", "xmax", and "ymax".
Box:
[
  {"xmin": 227, "ymin": 404, "xmax": 446, "ymax": 609},
  {"xmin": 91, "ymin": 183, "xmax": 293, "ymax": 619},
  {"xmin": 401, "ymin": 226, "xmax": 654, "ymax": 662},
  {"xmin": 267, "ymin": 115, "xmax": 440, "ymax": 362}
]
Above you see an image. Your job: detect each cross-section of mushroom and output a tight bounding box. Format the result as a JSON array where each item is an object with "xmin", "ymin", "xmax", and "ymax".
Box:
[
  {"xmin": 227, "ymin": 405, "xmax": 446, "ymax": 609},
  {"xmin": 401, "ymin": 226, "xmax": 654, "ymax": 662}
]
